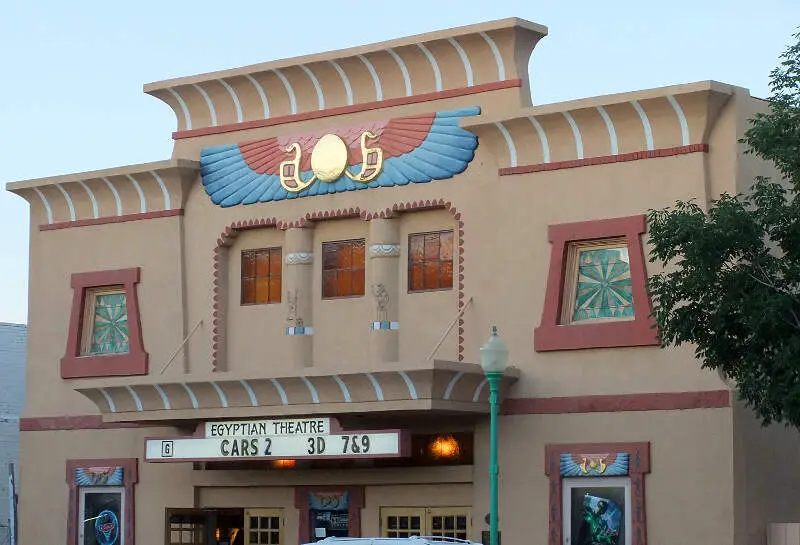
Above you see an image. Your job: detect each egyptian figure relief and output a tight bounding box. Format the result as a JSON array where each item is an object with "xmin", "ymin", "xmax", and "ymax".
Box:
[{"xmin": 199, "ymin": 107, "xmax": 481, "ymax": 207}]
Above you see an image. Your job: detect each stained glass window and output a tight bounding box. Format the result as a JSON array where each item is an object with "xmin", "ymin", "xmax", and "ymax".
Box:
[
  {"xmin": 82, "ymin": 289, "xmax": 129, "ymax": 355},
  {"xmin": 563, "ymin": 240, "xmax": 635, "ymax": 323},
  {"xmin": 408, "ymin": 230, "xmax": 454, "ymax": 292},
  {"xmin": 241, "ymin": 248, "xmax": 282, "ymax": 305},
  {"xmin": 322, "ymin": 239, "xmax": 365, "ymax": 298}
]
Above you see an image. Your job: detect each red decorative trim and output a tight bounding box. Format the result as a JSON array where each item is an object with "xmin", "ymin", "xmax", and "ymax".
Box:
[
  {"xmin": 294, "ymin": 486, "xmax": 363, "ymax": 545},
  {"xmin": 173, "ymin": 79, "xmax": 521, "ymax": 140},
  {"xmin": 61, "ymin": 268, "xmax": 148, "ymax": 378},
  {"xmin": 40, "ymin": 209, "xmax": 183, "ymax": 231},
  {"xmin": 534, "ymin": 215, "xmax": 658, "ymax": 351},
  {"xmin": 503, "ymin": 389, "xmax": 730, "ymax": 415},
  {"xmin": 66, "ymin": 458, "xmax": 138, "ymax": 545},
  {"xmin": 20, "ymin": 415, "xmax": 146, "ymax": 431},
  {"xmin": 499, "ymin": 144, "xmax": 709, "ymax": 176},
  {"xmin": 210, "ymin": 201, "xmax": 465, "ymax": 370},
  {"xmin": 544, "ymin": 442, "xmax": 650, "ymax": 545}
]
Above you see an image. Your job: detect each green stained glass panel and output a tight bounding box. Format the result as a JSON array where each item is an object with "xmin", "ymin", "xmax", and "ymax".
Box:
[
  {"xmin": 572, "ymin": 246, "xmax": 635, "ymax": 321},
  {"xmin": 90, "ymin": 292, "xmax": 130, "ymax": 354}
]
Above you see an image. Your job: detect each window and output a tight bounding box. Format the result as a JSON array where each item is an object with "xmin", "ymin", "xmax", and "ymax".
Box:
[
  {"xmin": 561, "ymin": 239, "xmax": 634, "ymax": 324},
  {"xmin": 62, "ymin": 269, "xmax": 147, "ymax": 378},
  {"xmin": 408, "ymin": 231, "xmax": 454, "ymax": 292},
  {"xmin": 67, "ymin": 459, "xmax": 137, "ymax": 545},
  {"xmin": 322, "ymin": 239, "xmax": 366, "ymax": 298},
  {"xmin": 81, "ymin": 287, "xmax": 129, "ymax": 355},
  {"xmin": 245, "ymin": 509, "xmax": 283, "ymax": 545},
  {"xmin": 534, "ymin": 215, "xmax": 658, "ymax": 352},
  {"xmin": 166, "ymin": 511, "xmax": 207, "ymax": 545},
  {"xmin": 380, "ymin": 507, "xmax": 470, "ymax": 540},
  {"xmin": 241, "ymin": 248, "xmax": 282, "ymax": 305},
  {"xmin": 563, "ymin": 477, "xmax": 631, "ymax": 545}
]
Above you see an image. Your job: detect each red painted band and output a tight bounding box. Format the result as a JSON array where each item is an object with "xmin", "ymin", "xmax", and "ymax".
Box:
[
  {"xmin": 503, "ymin": 389, "xmax": 731, "ymax": 415},
  {"xmin": 499, "ymin": 143, "xmax": 709, "ymax": 176},
  {"xmin": 39, "ymin": 208, "xmax": 183, "ymax": 231},
  {"xmin": 172, "ymin": 79, "xmax": 522, "ymax": 140},
  {"xmin": 20, "ymin": 415, "xmax": 145, "ymax": 431}
]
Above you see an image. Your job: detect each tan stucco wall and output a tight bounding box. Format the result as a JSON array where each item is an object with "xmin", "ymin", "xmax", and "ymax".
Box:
[
  {"xmin": 17, "ymin": 426, "xmax": 195, "ymax": 545},
  {"xmin": 470, "ymin": 409, "xmax": 736, "ymax": 545},
  {"xmin": 22, "ymin": 216, "xmax": 187, "ymax": 416},
  {"xmin": 732, "ymin": 400, "xmax": 800, "ymax": 545}
]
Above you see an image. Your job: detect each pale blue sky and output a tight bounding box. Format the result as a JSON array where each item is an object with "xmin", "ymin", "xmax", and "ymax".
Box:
[{"xmin": 1, "ymin": 0, "xmax": 798, "ymax": 324}]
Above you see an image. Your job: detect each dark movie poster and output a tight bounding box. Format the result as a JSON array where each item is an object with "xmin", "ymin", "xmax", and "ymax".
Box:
[
  {"xmin": 83, "ymin": 491, "xmax": 122, "ymax": 545},
  {"xmin": 570, "ymin": 487, "xmax": 625, "ymax": 545}
]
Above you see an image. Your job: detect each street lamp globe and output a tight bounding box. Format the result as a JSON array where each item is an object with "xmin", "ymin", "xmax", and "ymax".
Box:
[{"xmin": 480, "ymin": 326, "xmax": 509, "ymax": 375}]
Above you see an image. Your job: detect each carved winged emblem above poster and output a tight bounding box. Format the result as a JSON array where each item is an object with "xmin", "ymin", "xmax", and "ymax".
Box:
[{"xmin": 199, "ymin": 106, "xmax": 481, "ymax": 207}]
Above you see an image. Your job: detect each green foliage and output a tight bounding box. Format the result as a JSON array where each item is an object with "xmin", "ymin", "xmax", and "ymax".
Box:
[{"xmin": 646, "ymin": 30, "xmax": 800, "ymax": 428}]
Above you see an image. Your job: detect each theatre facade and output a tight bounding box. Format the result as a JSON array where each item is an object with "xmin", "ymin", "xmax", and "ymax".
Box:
[{"xmin": 8, "ymin": 16, "xmax": 800, "ymax": 545}]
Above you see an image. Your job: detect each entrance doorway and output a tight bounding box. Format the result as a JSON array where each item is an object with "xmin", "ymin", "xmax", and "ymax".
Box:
[
  {"xmin": 165, "ymin": 509, "xmax": 284, "ymax": 545},
  {"xmin": 379, "ymin": 507, "xmax": 471, "ymax": 540}
]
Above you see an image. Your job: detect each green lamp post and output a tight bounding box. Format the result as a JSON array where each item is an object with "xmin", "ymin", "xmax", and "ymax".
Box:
[{"xmin": 479, "ymin": 326, "xmax": 509, "ymax": 545}]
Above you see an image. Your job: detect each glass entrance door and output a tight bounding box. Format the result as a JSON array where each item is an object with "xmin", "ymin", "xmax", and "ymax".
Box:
[{"xmin": 380, "ymin": 507, "xmax": 471, "ymax": 540}]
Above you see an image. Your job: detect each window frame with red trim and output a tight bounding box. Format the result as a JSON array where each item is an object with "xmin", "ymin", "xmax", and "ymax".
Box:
[
  {"xmin": 534, "ymin": 215, "xmax": 658, "ymax": 352},
  {"xmin": 61, "ymin": 268, "xmax": 148, "ymax": 378}
]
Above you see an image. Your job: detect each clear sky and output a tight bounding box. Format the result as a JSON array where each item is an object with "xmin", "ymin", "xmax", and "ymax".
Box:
[{"xmin": 0, "ymin": 0, "xmax": 798, "ymax": 324}]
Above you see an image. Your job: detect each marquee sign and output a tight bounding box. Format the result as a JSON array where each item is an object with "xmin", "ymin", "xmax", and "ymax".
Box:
[{"xmin": 144, "ymin": 417, "xmax": 408, "ymax": 462}]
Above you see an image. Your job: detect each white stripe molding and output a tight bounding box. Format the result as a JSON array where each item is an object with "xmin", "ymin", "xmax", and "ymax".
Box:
[
  {"xmin": 529, "ymin": 117, "xmax": 551, "ymax": 163},
  {"xmin": 124, "ymin": 174, "xmax": 147, "ymax": 213},
  {"xmin": 240, "ymin": 380, "xmax": 259, "ymax": 407},
  {"xmin": 562, "ymin": 111, "xmax": 585, "ymax": 159},
  {"xmin": 666, "ymin": 95, "xmax": 690, "ymax": 146},
  {"xmin": 596, "ymin": 106, "xmax": 619, "ymax": 155},
  {"xmin": 101, "ymin": 177, "xmax": 123, "ymax": 216},
  {"xmin": 270, "ymin": 378, "xmax": 289, "ymax": 405},
  {"xmin": 55, "ymin": 183, "xmax": 76, "ymax": 221},
  {"xmin": 386, "ymin": 48, "xmax": 412, "ymax": 96},
  {"xmin": 76, "ymin": 180, "xmax": 99, "ymax": 218},
  {"xmin": 166, "ymin": 87, "xmax": 192, "ymax": 131},
  {"xmin": 149, "ymin": 171, "xmax": 171, "ymax": 210},
  {"xmin": 447, "ymin": 37, "xmax": 474, "ymax": 87},
  {"xmin": 192, "ymin": 83, "xmax": 218, "ymax": 126},
  {"xmin": 479, "ymin": 31, "xmax": 506, "ymax": 81},
  {"xmin": 32, "ymin": 187, "xmax": 53, "ymax": 224},
  {"xmin": 332, "ymin": 375, "xmax": 352, "ymax": 402},
  {"xmin": 125, "ymin": 385, "xmax": 143, "ymax": 412},
  {"xmin": 153, "ymin": 384, "xmax": 171, "ymax": 410},
  {"xmin": 630, "ymin": 100, "xmax": 655, "ymax": 151},
  {"xmin": 300, "ymin": 65, "xmax": 325, "ymax": 110},
  {"xmin": 494, "ymin": 122, "xmax": 518, "ymax": 167},
  {"xmin": 245, "ymin": 74, "xmax": 270, "ymax": 119},
  {"xmin": 417, "ymin": 44, "xmax": 442, "ymax": 92},
  {"xmin": 272, "ymin": 69, "xmax": 298, "ymax": 114},
  {"xmin": 358, "ymin": 55, "xmax": 383, "ymax": 101},
  {"xmin": 328, "ymin": 60, "xmax": 354, "ymax": 106},
  {"xmin": 218, "ymin": 79, "xmax": 243, "ymax": 123},
  {"xmin": 365, "ymin": 373, "xmax": 384, "ymax": 401}
]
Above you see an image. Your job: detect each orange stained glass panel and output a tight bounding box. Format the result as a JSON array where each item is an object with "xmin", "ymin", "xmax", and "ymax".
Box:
[
  {"xmin": 322, "ymin": 239, "xmax": 366, "ymax": 298},
  {"xmin": 241, "ymin": 247, "xmax": 282, "ymax": 304},
  {"xmin": 408, "ymin": 230, "xmax": 454, "ymax": 292}
]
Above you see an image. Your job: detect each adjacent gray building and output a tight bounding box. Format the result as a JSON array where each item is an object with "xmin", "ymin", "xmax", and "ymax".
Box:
[{"xmin": 0, "ymin": 323, "xmax": 25, "ymax": 545}]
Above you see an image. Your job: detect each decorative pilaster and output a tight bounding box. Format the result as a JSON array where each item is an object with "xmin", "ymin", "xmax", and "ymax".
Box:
[
  {"xmin": 284, "ymin": 227, "xmax": 314, "ymax": 367},
  {"xmin": 368, "ymin": 218, "xmax": 400, "ymax": 363}
]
